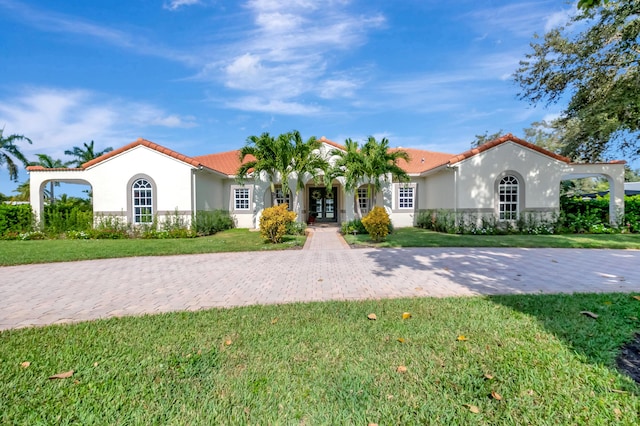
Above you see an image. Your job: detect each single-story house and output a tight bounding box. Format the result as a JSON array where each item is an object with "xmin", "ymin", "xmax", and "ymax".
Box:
[{"xmin": 28, "ymin": 134, "xmax": 626, "ymax": 228}]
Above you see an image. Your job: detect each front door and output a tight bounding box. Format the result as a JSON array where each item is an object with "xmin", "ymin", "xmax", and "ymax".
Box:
[{"xmin": 308, "ymin": 187, "xmax": 337, "ymax": 223}]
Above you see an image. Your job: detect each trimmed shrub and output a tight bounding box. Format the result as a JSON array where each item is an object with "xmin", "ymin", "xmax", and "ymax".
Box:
[
  {"xmin": 0, "ymin": 204, "xmax": 33, "ymax": 237},
  {"xmin": 341, "ymin": 218, "xmax": 368, "ymax": 235},
  {"xmin": 192, "ymin": 210, "xmax": 234, "ymax": 236},
  {"xmin": 260, "ymin": 203, "xmax": 296, "ymax": 243},
  {"xmin": 361, "ymin": 206, "xmax": 391, "ymax": 242}
]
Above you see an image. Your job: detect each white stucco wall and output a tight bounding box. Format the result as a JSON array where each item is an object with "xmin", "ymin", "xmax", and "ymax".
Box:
[
  {"xmin": 422, "ymin": 170, "xmax": 455, "ymax": 209},
  {"xmin": 454, "ymin": 142, "xmax": 565, "ymax": 211},
  {"xmin": 194, "ymin": 171, "xmax": 226, "ymax": 211}
]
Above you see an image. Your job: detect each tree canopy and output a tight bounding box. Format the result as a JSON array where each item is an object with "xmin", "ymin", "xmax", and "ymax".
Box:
[{"xmin": 514, "ymin": 0, "xmax": 640, "ymax": 162}]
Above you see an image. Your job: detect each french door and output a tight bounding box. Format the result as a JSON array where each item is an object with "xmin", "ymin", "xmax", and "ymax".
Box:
[{"xmin": 308, "ymin": 187, "xmax": 337, "ymax": 222}]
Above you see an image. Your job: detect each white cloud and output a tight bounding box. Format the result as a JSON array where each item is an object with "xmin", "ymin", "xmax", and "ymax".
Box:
[
  {"xmin": 0, "ymin": 87, "xmax": 197, "ymax": 159},
  {"xmin": 163, "ymin": 0, "xmax": 201, "ymax": 11},
  {"xmin": 196, "ymin": 0, "xmax": 385, "ymax": 112},
  {"xmin": 225, "ymin": 96, "xmax": 322, "ymax": 115}
]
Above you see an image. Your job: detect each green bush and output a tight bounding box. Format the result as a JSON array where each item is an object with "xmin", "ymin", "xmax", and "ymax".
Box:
[
  {"xmin": 341, "ymin": 218, "xmax": 368, "ymax": 235},
  {"xmin": 260, "ymin": 204, "xmax": 296, "ymax": 243},
  {"xmin": 285, "ymin": 220, "xmax": 306, "ymax": 236},
  {"xmin": 0, "ymin": 204, "xmax": 33, "ymax": 237},
  {"xmin": 361, "ymin": 206, "xmax": 391, "ymax": 242},
  {"xmin": 192, "ymin": 210, "xmax": 234, "ymax": 236}
]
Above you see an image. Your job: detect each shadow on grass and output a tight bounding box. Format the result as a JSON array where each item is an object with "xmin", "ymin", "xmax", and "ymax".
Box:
[
  {"xmin": 488, "ymin": 292, "xmax": 640, "ymax": 391},
  {"xmin": 363, "ymin": 248, "xmax": 640, "ymax": 389}
]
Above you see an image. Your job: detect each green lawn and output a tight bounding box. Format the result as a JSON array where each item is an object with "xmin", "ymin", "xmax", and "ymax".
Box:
[
  {"xmin": 1, "ymin": 293, "xmax": 639, "ymax": 424},
  {"xmin": 345, "ymin": 227, "xmax": 640, "ymax": 249},
  {"xmin": 0, "ymin": 229, "xmax": 305, "ymax": 266}
]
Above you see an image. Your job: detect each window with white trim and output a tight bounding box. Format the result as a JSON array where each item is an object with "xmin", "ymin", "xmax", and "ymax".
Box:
[
  {"xmin": 398, "ymin": 186, "xmax": 414, "ymax": 209},
  {"xmin": 274, "ymin": 187, "xmax": 291, "ymax": 208},
  {"xmin": 234, "ymin": 188, "xmax": 250, "ymax": 210},
  {"xmin": 357, "ymin": 186, "xmax": 370, "ymax": 214},
  {"xmin": 132, "ymin": 178, "xmax": 153, "ymax": 223},
  {"xmin": 498, "ymin": 175, "xmax": 519, "ymax": 220}
]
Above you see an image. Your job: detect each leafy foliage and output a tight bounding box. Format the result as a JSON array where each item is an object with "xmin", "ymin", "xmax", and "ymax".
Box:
[
  {"xmin": 0, "ymin": 128, "xmax": 32, "ymax": 182},
  {"xmin": 515, "ymin": 1, "xmax": 640, "ymax": 161},
  {"xmin": 361, "ymin": 206, "xmax": 391, "ymax": 242},
  {"xmin": 192, "ymin": 210, "xmax": 234, "ymax": 236},
  {"xmin": 64, "ymin": 140, "xmax": 113, "ymax": 167},
  {"xmin": 259, "ymin": 203, "xmax": 297, "ymax": 243},
  {"xmin": 0, "ymin": 204, "xmax": 33, "ymax": 236}
]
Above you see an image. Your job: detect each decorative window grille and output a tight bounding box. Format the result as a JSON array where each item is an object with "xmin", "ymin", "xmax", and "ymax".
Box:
[
  {"xmin": 398, "ymin": 186, "xmax": 414, "ymax": 209},
  {"xmin": 499, "ymin": 176, "xmax": 519, "ymax": 220},
  {"xmin": 132, "ymin": 178, "xmax": 153, "ymax": 223},
  {"xmin": 234, "ymin": 188, "xmax": 250, "ymax": 210},
  {"xmin": 357, "ymin": 187, "xmax": 370, "ymax": 214},
  {"xmin": 274, "ymin": 187, "xmax": 291, "ymax": 207}
]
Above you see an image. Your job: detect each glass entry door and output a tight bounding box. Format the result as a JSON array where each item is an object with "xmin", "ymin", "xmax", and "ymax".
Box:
[{"xmin": 308, "ymin": 187, "xmax": 337, "ymax": 222}]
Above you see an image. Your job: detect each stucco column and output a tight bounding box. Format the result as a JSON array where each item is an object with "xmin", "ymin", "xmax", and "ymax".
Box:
[
  {"xmin": 344, "ymin": 188, "xmax": 355, "ymax": 223},
  {"xmin": 28, "ymin": 172, "xmax": 45, "ymax": 226},
  {"xmin": 608, "ymin": 174, "xmax": 625, "ymax": 225}
]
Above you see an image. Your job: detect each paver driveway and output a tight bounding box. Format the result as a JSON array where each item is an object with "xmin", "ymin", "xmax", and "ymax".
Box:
[{"xmin": 1, "ymin": 227, "xmax": 639, "ymax": 330}]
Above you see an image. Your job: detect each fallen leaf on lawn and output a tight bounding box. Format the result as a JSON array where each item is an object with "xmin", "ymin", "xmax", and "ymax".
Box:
[
  {"xmin": 21, "ymin": 361, "xmax": 30, "ymax": 368},
  {"xmin": 483, "ymin": 373, "xmax": 494, "ymax": 380},
  {"xmin": 632, "ymin": 295, "xmax": 640, "ymax": 301},
  {"xmin": 397, "ymin": 338, "xmax": 405, "ymax": 343},
  {"xmin": 604, "ymin": 301, "xmax": 612, "ymax": 305},
  {"xmin": 463, "ymin": 404, "xmax": 480, "ymax": 414},
  {"xmin": 580, "ymin": 311, "xmax": 599, "ymax": 319},
  {"xmin": 93, "ymin": 362, "xmax": 99, "ymax": 367},
  {"xmin": 457, "ymin": 335, "xmax": 468, "ymax": 341},
  {"xmin": 367, "ymin": 313, "xmax": 377, "ymax": 320},
  {"xmin": 490, "ymin": 390, "xmax": 502, "ymax": 400},
  {"xmin": 271, "ymin": 318, "xmax": 278, "ymax": 324},
  {"xmin": 614, "ymin": 408, "xmax": 622, "ymax": 417},
  {"xmin": 610, "ymin": 389, "xmax": 628, "ymax": 394},
  {"xmin": 402, "ymin": 312, "xmax": 412, "ymax": 319},
  {"xmin": 224, "ymin": 339, "xmax": 233, "ymax": 346},
  {"xmin": 49, "ymin": 370, "xmax": 74, "ymax": 380},
  {"xmin": 368, "ymin": 423, "xmax": 379, "ymax": 426},
  {"xmin": 73, "ymin": 380, "xmax": 80, "ymax": 385},
  {"xmin": 396, "ymin": 365, "xmax": 407, "ymax": 373}
]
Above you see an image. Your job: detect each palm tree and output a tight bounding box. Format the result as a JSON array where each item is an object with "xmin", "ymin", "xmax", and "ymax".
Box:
[
  {"xmin": 11, "ymin": 180, "xmax": 30, "ymax": 201},
  {"xmin": 286, "ymin": 130, "xmax": 329, "ymax": 215},
  {"xmin": 361, "ymin": 136, "xmax": 410, "ymax": 205},
  {"xmin": 64, "ymin": 140, "xmax": 113, "ymax": 167},
  {"xmin": 237, "ymin": 132, "xmax": 293, "ymax": 206},
  {"xmin": 330, "ymin": 137, "xmax": 410, "ymax": 218},
  {"xmin": 31, "ymin": 154, "xmax": 71, "ymax": 203},
  {"xmin": 329, "ymin": 138, "xmax": 368, "ymax": 218},
  {"xmin": 0, "ymin": 128, "xmax": 32, "ymax": 182}
]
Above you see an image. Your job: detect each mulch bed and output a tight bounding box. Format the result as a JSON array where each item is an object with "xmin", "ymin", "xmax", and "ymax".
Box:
[{"xmin": 617, "ymin": 334, "xmax": 640, "ymax": 384}]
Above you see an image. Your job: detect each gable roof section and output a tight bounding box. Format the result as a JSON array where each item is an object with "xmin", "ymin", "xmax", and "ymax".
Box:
[
  {"xmin": 194, "ymin": 150, "xmax": 254, "ymax": 176},
  {"xmin": 446, "ymin": 133, "xmax": 572, "ymax": 167},
  {"xmin": 81, "ymin": 138, "xmax": 203, "ymax": 169}
]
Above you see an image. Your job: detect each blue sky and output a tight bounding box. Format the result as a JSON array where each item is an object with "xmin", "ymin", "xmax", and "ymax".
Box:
[{"xmin": 1, "ymin": 0, "xmax": 585, "ymax": 196}]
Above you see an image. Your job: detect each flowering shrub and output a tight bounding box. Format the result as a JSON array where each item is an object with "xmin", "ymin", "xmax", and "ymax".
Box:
[
  {"xmin": 19, "ymin": 231, "xmax": 47, "ymax": 240},
  {"xmin": 260, "ymin": 204, "xmax": 297, "ymax": 243},
  {"xmin": 361, "ymin": 206, "xmax": 391, "ymax": 242}
]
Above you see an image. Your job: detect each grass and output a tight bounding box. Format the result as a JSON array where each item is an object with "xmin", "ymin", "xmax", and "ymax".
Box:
[
  {"xmin": 0, "ymin": 229, "xmax": 305, "ymax": 266},
  {"xmin": 344, "ymin": 227, "xmax": 640, "ymax": 249},
  {"xmin": 1, "ymin": 293, "xmax": 639, "ymax": 424}
]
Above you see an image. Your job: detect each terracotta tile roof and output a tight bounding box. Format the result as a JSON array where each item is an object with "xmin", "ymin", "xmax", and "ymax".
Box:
[
  {"xmin": 80, "ymin": 138, "xmax": 203, "ymax": 169},
  {"xmin": 446, "ymin": 133, "xmax": 572, "ymax": 166},
  {"xmin": 318, "ymin": 136, "xmax": 346, "ymax": 151},
  {"xmin": 28, "ymin": 133, "xmax": 622, "ymax": 178},
  {"xmin": 193, "ymin": 150, "xmax": 255, "ymax": 176},
  {"xmin": 392, "ymin": 148, "xmax": 455, "ymax": 174},
  {"xmin": 27, "ymin": 166, "xmax": 83, "ymax": 171}
]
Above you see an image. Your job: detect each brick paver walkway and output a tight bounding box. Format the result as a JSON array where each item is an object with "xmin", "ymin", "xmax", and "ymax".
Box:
[{"xmin": 1, "ymin": 228, "xmax": 639, "ymax": 330}]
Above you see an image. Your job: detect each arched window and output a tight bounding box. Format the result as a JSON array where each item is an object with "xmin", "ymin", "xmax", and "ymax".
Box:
[
  {"xmin": 498, "ymin": 175, "xmax": 519, "ymax": 220},
  {"xmin": 132, "ymin": 178, "xmax": 153, "ymax": 223}
]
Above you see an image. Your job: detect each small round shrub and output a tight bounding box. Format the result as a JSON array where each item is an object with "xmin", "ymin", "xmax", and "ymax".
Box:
[
  {"xmin": 361, "ymin": 206, "xmax": 391, "ymax": 242},
  {"xmin": 260, "ymin": 204, "xmax": 297, "ymax": 243}
]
